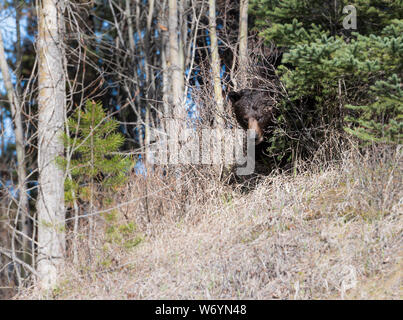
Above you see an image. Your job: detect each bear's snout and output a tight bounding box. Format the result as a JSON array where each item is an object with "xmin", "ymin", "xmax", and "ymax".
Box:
[{"xmin": 248, "ymin": 118, "xmax": 264, "ymax": 144}]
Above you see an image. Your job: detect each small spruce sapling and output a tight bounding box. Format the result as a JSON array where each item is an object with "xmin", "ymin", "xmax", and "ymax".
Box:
[{"xmin": 58, "ymin": 100, "xmax": 133, "ymax": 207}]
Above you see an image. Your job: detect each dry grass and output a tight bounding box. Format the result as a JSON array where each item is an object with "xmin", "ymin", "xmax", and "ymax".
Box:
[{"xmin": 16, "ymin": 146, "xmax": 402, "ymax": 299}]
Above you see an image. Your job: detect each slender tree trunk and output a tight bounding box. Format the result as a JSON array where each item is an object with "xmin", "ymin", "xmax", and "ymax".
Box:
[
  {"xmin": 144, "ymin": 0, "xmax": 155, "ymax": 164},
  {"xmin": 161, "ymin": 31, "xmax": 170, "ymax": 129},
  {"xmin": 125, "ymin": 0, "xmax": 135, "ymax": 53},
  {"xmin": 147, "ymin": 0, "xmax": 155, "ymax": 33},
  {"xmin": 0, "ymin": 107, "xmax": 4, "ymax": 155},
  {"xmin": 0, "ymin": 30, "xmax": 30, "ymax": 270},
  {"xmin": 36, "ymin": 0, "xmax": 66, "ymax": 290},
  {"xmin": 159, "ymin": 1, "xmax": 170, "ymax": 132},
  {"xmin": 178, "ymin": 0, "xmax": 187, "ymax": 86},
  {"xmin": 168, "ymin": 0, "xmax": 184, "ymax": 120},
  {"xmin": 15, "ymin": 0, "xmax": 22, "ymax": 84},
  {"xmin": 208, "ymin": 0, "xmax": 224, "ymax": 128},
  {"xmin": 208, "ymin": 0, "xmax": 226, "ymax": 174},
  {"xmin": 238, "ymin": 0, "xmax": 249, "ymax": 87},
  {"xmin": 168, "ymin": 0, "xmax": 185, "ymax": 197},
  {"xmin": 15, "ymin": 0, "xmax": 31, "ymax": 272}
]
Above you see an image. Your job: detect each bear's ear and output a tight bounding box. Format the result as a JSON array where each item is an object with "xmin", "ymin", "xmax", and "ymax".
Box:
[{"xmin": 228, "ymin": 91, "xmax": 241, "ymax": 103}]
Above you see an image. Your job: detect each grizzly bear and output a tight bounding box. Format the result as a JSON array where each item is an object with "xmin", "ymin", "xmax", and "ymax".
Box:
[{"xmin": 228, "ymin": 89, "xmax": 277, "ymax": 145}]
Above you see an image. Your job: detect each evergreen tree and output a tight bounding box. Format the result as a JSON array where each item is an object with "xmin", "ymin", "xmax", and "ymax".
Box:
[
  {"xmin": 345, "ymin": 74, "xmax": 403, "ymax": 144},
  {"xmin": 249, "ymin": 0, "xmax": 402, "ymax": 161},
  {"xmin": 59, "ymin": 100, "xmax": 132, "ymax": 206}
]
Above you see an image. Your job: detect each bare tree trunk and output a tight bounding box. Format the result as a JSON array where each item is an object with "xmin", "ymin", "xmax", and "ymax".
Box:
[
  {"xmin": 159, "ymin": 1, "xmax": 170, "ymax": 131},
  {"xmin": 238, "ymin": 0, "xmax": 249, "ymax": 87},
  {"xmin": 208, "ymin": 0, "xmax": 224, "ymax": 128},
  {"xmin": 168, "ymin": 0, "xmax": 185, "ymax": 197},
  {"xmin": 125, "ymin": 0, "xmax": 135, "ymax": 53},
  {"xmin": 168, "ymin": 0, "xmax": 184, "ymax": 120},
  {"xmin": 36, "ymin": 0, "xmax": 66, "ymax": 290},
  {"xmin": 0, "ymin": 107, "xmax": 4, "ymax": 155},
  {"xmin": 178, "ymin": 0, "xmax": 186, "ymax": 85},
  {"xmin": 144, "ymin": 0, "xmax": 155, "ymax": 163},
  {"xmin": 161, "ymin": 31, "xmax": 170, "ymax": 130},
  {"xmin": 0, "ymin": 30, "xmax": 30, "ymax": 269},
  {"xmin": 208, "ymin": 0, "xmax": 226, "ymax": 174}
]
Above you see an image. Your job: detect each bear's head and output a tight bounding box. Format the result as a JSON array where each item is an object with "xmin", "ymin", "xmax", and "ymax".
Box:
[{"xmin": 228, "ymin": 89, "xmax": 277, "ymax": 144}]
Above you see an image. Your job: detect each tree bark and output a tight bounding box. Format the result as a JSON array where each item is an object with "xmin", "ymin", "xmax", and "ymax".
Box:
[
  {"xmin": 208, "ymin": 0, "xmax": 224, "ymax": 128},
  {"xmin": 159, "ymin": 1, "xmax": 170, "ymax": 132},
  {"xmin": 144, "ymin": 0, "xmax": 155, "ymax": 163},
  {"xmin": 168, "ymin": 0, "xmax": 184, "ymax": 120},
  {"xmin": 125, "ymin": 0, "xmax": 135, "ymax": 53},
  {"xmin": 238, "ymin": 0, "xmax": 249, "ymax": 87},
  {"xmin": 36, "ymin": 0, "xmax": 66, "ymax": 290}
]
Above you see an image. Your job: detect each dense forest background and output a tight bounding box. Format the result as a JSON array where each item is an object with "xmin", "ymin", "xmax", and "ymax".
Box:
[{"xmin": 0, "ymin": 0, "xmax": 401, "ymax": 299}]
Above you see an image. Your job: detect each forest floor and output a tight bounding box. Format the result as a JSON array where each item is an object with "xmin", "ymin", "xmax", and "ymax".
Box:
[{"xmin": 17, "ymin": 147, "xmax": 402, "ymax": 299}]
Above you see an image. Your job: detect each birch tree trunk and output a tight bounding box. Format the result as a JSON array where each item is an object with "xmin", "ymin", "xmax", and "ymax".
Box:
[
  {"xmin": 161, "ymin": 13, "xmax": 170, "ymax": 132},
  {"xmin": 208, "ymin": 0, "xmax": 224, "ymax": 128},
  {"xmin": 168, "ymin": 0, "xmax": 186, "ymax": 196},
  {"xmin": 125, "ymin": 0, "xmax": 135, "ymax": 54},
  {"xmin": 208, "ymin": 0, "xmax": 226, "ymax": 173},
  {"xmin": 0, "ymin": 31, "xmax": 30, "ymax": 268},
  {"xmin": 168, "ymin": 0, "xmax": 184, "ymax": 121},
  {"xmin": 36, "ymin": 0, "xmax": 66, "ymax": 290},
  {"xmin": 238, "ymin": 0, "xmax": 249, "ymax": 87}
]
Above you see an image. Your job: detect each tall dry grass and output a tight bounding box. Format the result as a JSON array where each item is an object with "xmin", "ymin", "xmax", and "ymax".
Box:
[{"xmin": 15, "ymin": 144, "xmax": 402, "ymax": 299}]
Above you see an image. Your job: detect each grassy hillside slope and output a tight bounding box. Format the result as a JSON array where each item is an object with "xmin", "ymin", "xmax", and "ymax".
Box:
[{"xmin": 18, "ymin": 147, "xmax": 402, "ymax": 299}]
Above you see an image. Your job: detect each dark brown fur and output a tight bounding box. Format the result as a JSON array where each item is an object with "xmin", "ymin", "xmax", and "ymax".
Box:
[{"xmin": 228, "ymin": 89, "xmax": 277, "ymax": 144}]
